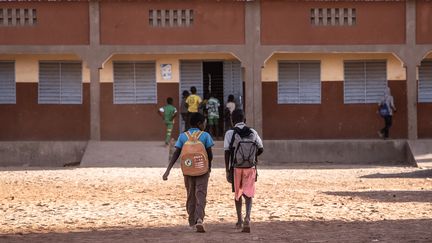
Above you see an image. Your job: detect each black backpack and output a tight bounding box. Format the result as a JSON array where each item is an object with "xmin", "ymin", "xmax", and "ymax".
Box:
[{"xmin": 229, "ymin": 126, "xmax": 258, "ymax": 168}]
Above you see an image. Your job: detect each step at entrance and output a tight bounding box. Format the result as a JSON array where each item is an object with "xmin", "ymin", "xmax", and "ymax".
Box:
[
  {"xmin": 407, "ymin": 140, "xmax": 432, "ymax": 168},
  {"xmin": 81, "ymin": 141, "xmax": 170, "ymax": 167}
]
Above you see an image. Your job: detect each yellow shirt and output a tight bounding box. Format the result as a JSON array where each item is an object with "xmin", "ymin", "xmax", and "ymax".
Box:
[{"xmin": 186, "ymin": 94, "xmax": 202, "ymax": 112}]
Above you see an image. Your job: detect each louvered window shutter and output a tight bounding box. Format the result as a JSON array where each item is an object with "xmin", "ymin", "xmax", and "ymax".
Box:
[
  {"xmin": 113, "ymin": 61, "xmax": 157, "ymax": 104},
  {"xmin": 419, "ymin": 60, "xmax": 432, "ymax": 103},
  {"xmin": 180, "ymin": 61, "xmax": 203, "ymax": 98},
  {"xmin": 223, "ymin": 60, "xmax": 243, "ymax": 107},
  {"xmin": 344, "ymin": 60, "xmax": 387, "ymax": 104},
  {"xmin": 278, "ymin": 61, "xmax": 321, "ymax": 104},
  {"xmin": 39, "ymin": 61, "xmax": 82, "ymax": 104},
  {"xmin": 0, "ymin": 61, "xmax": 16, "ymax": 104}
]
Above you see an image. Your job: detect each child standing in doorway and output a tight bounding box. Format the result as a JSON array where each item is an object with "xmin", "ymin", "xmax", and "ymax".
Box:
[
  {"xmin": 206, "ymin": 93, "xmax": 221, "ymax": 138},
  {"xmin": 224, "ymin": 94, "xmax": 236, "ymax": 132}
]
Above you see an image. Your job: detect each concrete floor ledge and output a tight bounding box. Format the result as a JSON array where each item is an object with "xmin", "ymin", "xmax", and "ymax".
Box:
[
  {"xmin": 1, "ymin": 140, "xmax": 425, "ymax": 167},
  {"xmin": 0, "ymin": 141, "xmax": 88, "ymax": 167},
  {"xmin": 80, "ymin": 141, "xmax": 170, "ymax": 167},
  {"xmin": 261, "ymin": 140, "xmax": 411, "ymax": 165}
]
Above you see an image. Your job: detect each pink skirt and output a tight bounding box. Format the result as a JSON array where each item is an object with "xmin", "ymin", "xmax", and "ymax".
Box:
[{"xmin": 234, "ymin": 168, "xmax": 256, "ymax": 201}]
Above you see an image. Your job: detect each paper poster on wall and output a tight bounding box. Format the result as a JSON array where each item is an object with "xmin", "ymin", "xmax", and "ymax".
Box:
[{"xmin": 161, "ymin": 64, "xmax": 172, "ymax": 80}]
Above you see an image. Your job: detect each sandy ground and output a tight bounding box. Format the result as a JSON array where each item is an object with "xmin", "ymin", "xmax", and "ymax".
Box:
[{"xmin": 0, "ymin": 165, "xmax": 431, "ymax": 242}]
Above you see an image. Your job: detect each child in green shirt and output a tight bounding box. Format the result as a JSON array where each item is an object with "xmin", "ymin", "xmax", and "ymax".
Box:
[{"xmin": 158, "ymin": 97, "xmax": 178, "ymax": 145}]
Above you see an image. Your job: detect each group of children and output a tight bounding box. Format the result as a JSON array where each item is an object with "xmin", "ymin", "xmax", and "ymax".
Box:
[
  {"xmin": 162, "ymin": 109, "xmax": 264, "ymax": 233},
  {"xmin": 159, "ymin": 86, "xmax": 237, "ymax": 145}
]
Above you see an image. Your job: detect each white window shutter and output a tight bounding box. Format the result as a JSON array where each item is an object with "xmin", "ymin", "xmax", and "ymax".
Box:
[
  {"xmin": 278, "ymin": 61, "xmax": 321, "ymax": 104},
  {"xmin": 0, "ymin": 61, "xmax": 16, "ymax": 104},
  {"xmin": 39, "ymin": 61, "xmax": 82, "ymax": 104},
  {"xmin": 419, "ymin": 60, "xmax": 432, "ymax": 103},
  {"xmin": 344, "ymin": 60, "xmax": 387, "ymax": 104},
  {"xmin": 113, "ymin": 61, "xmax": 157, "ymax": 104}
]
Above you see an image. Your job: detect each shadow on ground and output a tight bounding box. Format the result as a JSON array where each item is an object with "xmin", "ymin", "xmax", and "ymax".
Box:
[
  {"xmin": 361, "ymin": 169, "xmax": 432, "ymax": 179},
  {"xmin": 324, "ymin": 190, "xmax": 432, "ymax": 203},
  {"xmin": 1, "ymin": 219, "xmax": 431, "ymax": 243}
]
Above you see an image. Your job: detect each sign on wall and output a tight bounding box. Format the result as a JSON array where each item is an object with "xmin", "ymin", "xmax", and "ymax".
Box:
[{"xmin": 161, "ymin": 64, "xmax": 172, "ymax": 80}]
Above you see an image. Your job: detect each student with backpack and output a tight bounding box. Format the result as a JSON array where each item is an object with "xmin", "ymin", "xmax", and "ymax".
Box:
[
  {"xmin": 378, "ymin": 87, "xmax": 397, "ymax": 139},
  {"xmin": 163, "ymin": 112, "xmax": 214, "ymax": 233},
  {"xmin": 158, "ymin": 97, "xmax": 177, "ymax": 145},
  {"xmin": 224, "ymin": 109, "xmax": 263, "ymax": 233}
]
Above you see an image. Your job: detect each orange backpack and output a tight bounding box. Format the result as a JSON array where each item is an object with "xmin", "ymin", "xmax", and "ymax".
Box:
[{"xmin": 180, "ymin": 131, "xmax": 209, "ymax": 176}]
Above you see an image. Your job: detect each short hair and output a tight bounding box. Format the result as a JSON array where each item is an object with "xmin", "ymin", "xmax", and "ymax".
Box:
[
  {"xmin": 182, "ymin": 90, "xmax": 190, "ymax": 97},
  {"xmin": 166, "ymin": 97, "xmax": 173, "ymax": 104},
  {"xmin": 228, "ymin": 94, "xmax": 235, "ymax": 102},
  {"xmin": 190, "ymin": 86, "xmax": 197, "ymax": 94},
  {"xmin": 190, "ymin": 112, "xmax": 205, "ymax": 127},
  {"xmin": 231, "ymin": 109, "xmax": 245, "ymax": 124}
]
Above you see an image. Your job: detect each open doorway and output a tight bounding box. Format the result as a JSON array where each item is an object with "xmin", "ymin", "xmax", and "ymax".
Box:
[
  {"xmin": 203, "ymin": 61, "xmax": 224, "ymax": 139},
  {"xmin": 179, "ymin": 60, "xmax": 243, "ymax": 137}
]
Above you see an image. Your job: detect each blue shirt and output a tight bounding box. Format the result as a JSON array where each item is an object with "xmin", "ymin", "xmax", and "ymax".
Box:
[{"xmin": 175, "ymin": 128, "xmax": 214, "ymax": 149}]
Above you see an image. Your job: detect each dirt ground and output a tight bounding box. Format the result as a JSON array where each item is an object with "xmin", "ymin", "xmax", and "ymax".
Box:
[{"xmin": 0, "ymin": 165, "xmax": 431, "ymax": 242}]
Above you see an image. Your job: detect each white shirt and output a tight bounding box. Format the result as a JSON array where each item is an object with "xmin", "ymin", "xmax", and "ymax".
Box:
[
  {"xmin": 223, "ymin": 122, "xmax": 264, "ymax": 151},
  {"xmin": 226, "ymin": 102, "xmax": 236, "ymax": 113}
]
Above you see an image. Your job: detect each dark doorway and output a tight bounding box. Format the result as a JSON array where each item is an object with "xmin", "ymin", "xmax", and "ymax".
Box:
[{"xmin": 203, "ymin": 61, "xmax": 224, "ymax": 139}]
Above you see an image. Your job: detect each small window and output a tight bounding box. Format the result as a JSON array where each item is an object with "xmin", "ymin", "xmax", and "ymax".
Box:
[
  {"xmin": 149, "ymin": 9, "xmax": 193, "ymax": 27},
  {"xmin": 344, "ymin": 60, "xmax": 387, "ymax": 104},
  {"xmin": 0, "ymin": 8, "xmax": 37, "ymax": 27},
  {"xmin": 310, "ymin": 8, "xmax": 356, "ymax": 26},
  {"xmin": 38, "ymin": 61, "xmax": 82, "ymax": 104},
  {"xmin": 113, "ymin": 61, "xmax": 157, "ymax": 104},
  {"xmin": 278, "ymin": 61, "xmax": 321, "ymax": 104},
  {"xmin": 418, "ymin": 60, "xmax": 432, "ymax": 103},
  {"xmin": 0, "ymin": 61, "xmax": 16, "ymax": 104}
]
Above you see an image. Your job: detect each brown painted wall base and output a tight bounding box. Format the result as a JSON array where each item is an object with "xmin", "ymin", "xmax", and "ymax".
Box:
[
  {"xmin": 0, "ymin": 83, "xmax": 90, "ymax": 140},
  {"xmin": 418, "ymin": 103, "xmax": 432, "ymax": 138},
  {"xmin": 262, "ymin": 81, "xmax": 408, "ymax": 139},
  {"xmin": 100, "ymin": 83, "xmax": 179, "ymax": 141}
]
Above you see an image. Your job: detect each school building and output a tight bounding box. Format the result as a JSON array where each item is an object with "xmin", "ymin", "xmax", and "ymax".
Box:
[{"xmin": 1, "ymin": 0, "xmax": 432, "ymax": 166}]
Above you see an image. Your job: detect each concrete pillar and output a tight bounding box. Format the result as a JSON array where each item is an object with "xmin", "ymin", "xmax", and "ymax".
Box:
[
  {"xmin": 89, "ymin": 1, "xmax": 100, "ymax": 47},
  {"xmin": 406, "ymin": 63, "xmax": 418, "ymax": 139},
  {"xmin": 405, "ymin": 0, "xmax": 418, "ymax": 139},
  {"xmin": 90, "ymin": 67, "xmax": 101, "ymax": 140},
  {"xmin": 244, "ymin": 0, "xmax": 262, "ymax": 134},
  {"xmin": 89, "ymin": 0, "xmax": 101, "ymax": 140}
]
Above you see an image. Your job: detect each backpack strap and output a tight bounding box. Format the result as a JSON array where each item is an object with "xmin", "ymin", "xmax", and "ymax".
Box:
[
  {"xmin": 185, "ymin": 131, "xmax": 193, "ymax": 141},
  {"xmin": 228, "ymin": 128, "xmax": 239, "ymax": 168},
  {"xmin": 195, "ymin": 131, "xmax": 204, "ymax": 140}
]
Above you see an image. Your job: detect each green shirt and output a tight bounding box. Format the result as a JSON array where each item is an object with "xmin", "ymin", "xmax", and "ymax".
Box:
[
  {"xmin": 206, "ymin": 97, "xmax": 220, "ymax": 119},
  {"xmin": 160, "ymin": 104, "xmax": 177, "ymax": 124}
]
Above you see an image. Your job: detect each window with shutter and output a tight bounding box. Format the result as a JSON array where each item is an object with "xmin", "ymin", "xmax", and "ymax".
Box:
[
  {"xmin": 223, "ymin": 60, "xmax": 243, "ymax": 108},
  {"xmin": 344, "ymin": 60, "xmax": 387, "ymax": 104},
  {"xmin": 0, "ymin": 61, "xmax": 15, "ymax": 104},
  {"xmin": 38, "ymin": 61, "xmax": 82, "ymax": 104},
  {"xmin": 278, "ymin": 61, "xmax": 321, "ymax": 104},
  {"xmin": 113, "ymin": 61, "xmax": 157, "ymax": 104},
  {"xmin": 419, "ymin": 60, "xmax": 432, "ymax": 103}
]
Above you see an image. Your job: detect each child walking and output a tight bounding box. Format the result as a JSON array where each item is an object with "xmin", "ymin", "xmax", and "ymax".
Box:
[
  {"xmin": 158, "ymin": 97, "xmax": 177, "ymax": 145},
  {"xmin": 224, "ymin": 109, "xmax": 263, "ymax": 233},
  {"xmin": 163, "ymin": 113, "xmax": 214, "ymax": 232},
  {"xmin": 378, "ymin": 87, "xmax": 397, "ymax": 139}
]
